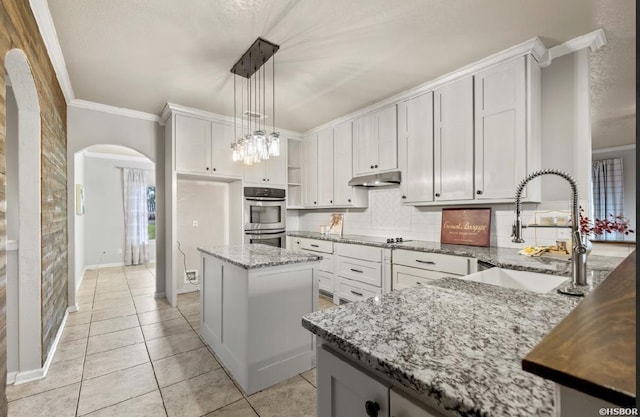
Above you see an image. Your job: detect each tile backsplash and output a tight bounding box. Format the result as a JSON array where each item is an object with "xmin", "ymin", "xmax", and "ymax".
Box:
[{"xmin": 288, "ymin": 187, "xmax": 581, "ymax": 249}]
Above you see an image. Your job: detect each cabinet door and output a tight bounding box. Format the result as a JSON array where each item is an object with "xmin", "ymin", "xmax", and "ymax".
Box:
[
  {"xmin": 390, "ymin": 388, "xmax": 445, "ymax": 417},
  {"xmin": 243, "ymin": 159, "xmax": 266, "ymax": 184},
  {"xmin": 317, "ymin": 128, "xmax": 334, "ymax": 206},
  {"xmin": 211, "ymin": 122, "xmax": 243, "ymax": 177},
  {"xmin": 303, "ymin": 135, "xmax": 318, "ymax": 207},
  {"xmin": 317, "ymin": 346, "xmax": 390, "ymax": 417},
  {"xmin": 398, "ymin": 93, "xmax": 434, "ymax": 203},
  {"xmin": 265, "ymin": 136, "xmax": 287, "ymax": 186},
  {"xmin": 175, "ymin": 114, "xmax": 212, "ymax": 173},
  {"xmin": 434, "ymin": 77, "xmax": 474, "ymax": 201},
  {"xmin": 333, "ymin": 121, "xmax": 355, "ymax": 206},
  {"xmin": 375, "ymin": 105, "xmax": 398, "ymax": 172},
  {"xmin": 474, "ymin": 57, "xmax": 526, "ymax": 200},
  {"xmin": 353, "ymin": 115, "xmax": 376, "ymax": 176}
]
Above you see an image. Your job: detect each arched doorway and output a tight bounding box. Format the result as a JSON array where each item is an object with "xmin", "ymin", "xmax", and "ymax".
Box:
[
  {"xmin": 4, "ymin": 48, "xmax": 43, "ymax": 383},
  {"xmin": 73, "ymin": 145, "xmax": 157, "ymax": 287}
]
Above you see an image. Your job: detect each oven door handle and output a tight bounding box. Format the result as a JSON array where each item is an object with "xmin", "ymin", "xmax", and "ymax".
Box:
[
  {"xmin": 245, "ymin": 197, "xmax": 286, "ymax": 202},
  {"xmin": 245, "ymin": 230, "xmax": 286, "ymax": 236}
]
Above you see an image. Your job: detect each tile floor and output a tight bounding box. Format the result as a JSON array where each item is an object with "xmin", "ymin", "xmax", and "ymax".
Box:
[{"xmin": 8, "ymin": 264, "xmax": 334, "ymax": 417}]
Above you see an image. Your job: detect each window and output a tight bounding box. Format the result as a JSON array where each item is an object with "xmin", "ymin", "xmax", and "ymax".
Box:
[{"xmin": 147, "ymin": 186, "xmax": 156, "ymax": 240}]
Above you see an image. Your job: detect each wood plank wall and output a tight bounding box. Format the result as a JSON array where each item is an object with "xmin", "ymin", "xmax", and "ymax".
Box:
[{"xmin": 0, "ymin": 1, "xmax": 68, "ymax": 415}]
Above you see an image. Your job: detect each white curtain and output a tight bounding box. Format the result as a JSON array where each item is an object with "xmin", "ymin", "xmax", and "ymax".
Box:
[
  {"xmin": 592, "ymin": 158, "xmax": 624, "ymax": 239},
  {"xmin": 123, "ymin": 168, "xmax": 149, "ymax": 265}
]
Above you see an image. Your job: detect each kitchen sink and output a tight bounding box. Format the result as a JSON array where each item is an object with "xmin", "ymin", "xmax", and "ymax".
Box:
[{"xmin": 459, "ymin": 267, "xmax": 569, "ymax": 294}]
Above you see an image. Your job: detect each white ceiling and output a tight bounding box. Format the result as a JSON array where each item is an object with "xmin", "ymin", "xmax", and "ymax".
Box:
[{"xmin": 47, "ymin": 0, "xmax": 635, "ymax": 148}]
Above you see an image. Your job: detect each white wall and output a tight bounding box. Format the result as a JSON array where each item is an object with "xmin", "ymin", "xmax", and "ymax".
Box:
[
  {"xmin": 592, "ymin": 146, "xmax": 636, "ymax": 236},
  {"xmin": 67, "ymin": 105, "xmax": 165, "ymax": 304},
  {"xmin": 82, "ymin": 153, "xmax": 155, "ymax": 266},
  {"xmin": 176, "ymin": 179, "xmax": 228, "ymax": 293},
  {"xmin": 296, "ymin": 51, "xmax": 594, "ymax": 249},
  {"xmin": 74, "ymin": 152, "xmax": 85, "ymax": 289}
]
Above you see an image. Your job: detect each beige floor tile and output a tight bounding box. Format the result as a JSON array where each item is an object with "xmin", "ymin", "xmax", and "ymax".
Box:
[
  {"xmin": 92, "ymin": 297, "xmax": 135, "ymax": 312},
  {"xmin": 83, "ymin": 342, "xmax": 150, "ymax": 380},
  {"xmin": 86, "ymin": 327, "xmax": 144, "ymax": 355},
  {"xmin": 300, "ymin": 368, "xmax": 317, "ymax": 387},
  {"xmin": 137, "ymin": 308, "xmax": 183, "ymax": 326},
  {"xmin": 82, "ymin": 390, "xmax": 166, "ymax": 417},
  {"xmin": 94, "ymin": 283, "xmax": 129, "ymax": 294},
  {"xmin": 7, "ymin": 358, "xmax": 84, "ymax": 401},
  {"xmin": 142, "ymin": 317, "xmax": 192, "ymax": 341},
  {"xmin": 76, "ymin": 294, "xmax": 95, "ymax": 304},
  {"xmin": 130, "ymin": 286, "xmax": 156, "ymax": 296},
  {"xmin": 205, "ymin": 399, "xmax": 259, "ymax": 417},
  {"xmin": 52, "ymin": 338, "xmax": 87, "ymax": 364},
  {"xmin": 77, "ymin": 302, "xmax": 94, "ymax": 312},
  {"xmin": 318, "ymin": 296, "xmax": 335, "ymax": 310},
  {"xmin": 153, "ymin": 347, "xmax": 221, "ymax": 388},
  {"xmin": 178, "ymin": 303, "xmax": 200, "ymax": 317},
  {"xmin": 60, "ymin": 323, "xmax": 90, "ymax": 343},
  {"xmin": 184, "ymin": 313, "xmax": 200, "ymax": 328},
  {"xmin": 89, "ymin": 314, "xmax": 139, "ymax": 336},
  {"xmin": 146, "ymin": 330, "xmax": 204, "ymax": 361},
  {"xmin": 161, "ymin": 369, "xmax": 242, "ymax": 417},
  {"xmin": 77, "ymin": 363, "xmax": 157, "ymax": 416},
  {"xmin": 248, "ymin": 375, "xmax": 317, "ymax": 417},
  {"xmin": 177, "ymin": 291, "xmax": 200, "ymax": 305},
  {"xmin": 66, "ymin": 311, "xmax": 92, "ymax": 326},
  {"xmin": 134, "ymin": 296, "xmax": 172, "ymax": 313},
  {"xmin": 90, "ymin": 305, "xmax": 137, "ymax": 322},
  {"xmin": 8, "ymin": 382, "xmax": 80, "ymax": 417},
  {"xmin": 93, "ymin": 289, "xmax": 132, "ymax": 302},
  {"xmin": 127, "ymin": 279, "xmax": 155, "ymax": 289}
]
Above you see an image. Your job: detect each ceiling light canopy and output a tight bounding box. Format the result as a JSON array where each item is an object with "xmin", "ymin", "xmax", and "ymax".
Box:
[{"xmin": 230, "ymin": 37, "xmax": 280, "ymax": 166}]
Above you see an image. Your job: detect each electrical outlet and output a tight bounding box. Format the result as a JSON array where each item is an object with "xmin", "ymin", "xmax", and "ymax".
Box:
[
  {"xmin": 185, "ymin": 270, "xmax": 198, "ymax": 283},
  {"xmin": 192, "ymin": 220, "xmax": 198, "ymax": 228}
]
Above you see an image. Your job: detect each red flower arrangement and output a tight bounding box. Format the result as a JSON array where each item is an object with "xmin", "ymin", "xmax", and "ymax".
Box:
[{"xmin": 578, "ymin": 207, "xmax": 634, "ymax": 236}]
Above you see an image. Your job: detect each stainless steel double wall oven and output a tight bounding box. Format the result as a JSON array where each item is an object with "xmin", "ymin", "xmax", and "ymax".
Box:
[{"xmin": 243, "ymin": 187, "xmax": 286, "ymax": 248}]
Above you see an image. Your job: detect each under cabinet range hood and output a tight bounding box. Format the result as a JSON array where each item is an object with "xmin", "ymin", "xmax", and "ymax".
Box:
[{"xmin": 348, "ymin": 171, "xmax": 401, "ymax": 187}]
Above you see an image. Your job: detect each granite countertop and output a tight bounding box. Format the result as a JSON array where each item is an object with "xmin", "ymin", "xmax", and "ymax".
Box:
[
  {"xmin": 198, "ymin": 244, "xmax": 321, "ymax": 269},
  {"xmin": 287, "ymin": 230, "xmax": 622, "ymax": 279},
  {"xmin": 302, "ymin": 278, "xmax": 583, "ymax": 417}
]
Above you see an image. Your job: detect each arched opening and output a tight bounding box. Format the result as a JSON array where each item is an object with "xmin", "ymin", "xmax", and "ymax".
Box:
[
  {"xmin": 4, "ymin": 48, "xmax": 43, "ymax": 383},
  {"xmin": 72, "ymin": 145, "xmax": 157, "ymax": 292}
]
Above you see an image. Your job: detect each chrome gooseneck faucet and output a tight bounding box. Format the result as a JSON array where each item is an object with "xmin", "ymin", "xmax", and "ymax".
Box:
[{"xmin": 512, "ymin": 169, "xmax": 590, "ymax": 296}]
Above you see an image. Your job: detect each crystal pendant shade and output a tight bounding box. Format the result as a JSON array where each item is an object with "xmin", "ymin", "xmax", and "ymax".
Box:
[{"xmin": 229, "ymin": 38, "xmax": 281, "ymax": 166}]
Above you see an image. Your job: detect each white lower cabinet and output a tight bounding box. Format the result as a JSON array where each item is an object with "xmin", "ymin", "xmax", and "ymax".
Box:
[
  {"xmin": 392, "ymin": 250, "xmax": 476, "ymax": 290},
  {"xmin": 296, "ymin": 237, "xmax": 336, "ymax": 297},
  {"xmin": 335, "ymin": 243, "xmax": 390, "ymax": 303},
  {"xmin": 318, "ymin": 345, "xmax": 447, "ymax": 417}
]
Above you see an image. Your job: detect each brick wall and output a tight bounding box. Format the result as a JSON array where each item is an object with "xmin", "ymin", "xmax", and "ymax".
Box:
[{"xmin": 0, "ymin": 0, "xmax": 68, "ymax": 415}]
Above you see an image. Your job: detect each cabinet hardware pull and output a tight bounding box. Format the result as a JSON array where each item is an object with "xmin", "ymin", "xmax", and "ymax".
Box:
[
  {"xmin": 476, "ymin": 190, "xmax": 482, "ymax": 195},
  {"xmin": 365, "ymin": 400, "xmax": 380, "ymax": 417},
  {"xmin": 330, "ymin": 200, "xmax": 332, "ymax": 203},
  {"xmin": 374, "ymin": 164, "xmax": 378, "ymax": 168},
  {"xmin": 267, "ymin": 178, "xmax": 270, "ymax": 181},
  {"xmin": 350, "ymin": 290, "xmax": 363, "ymax": 297},
  {"xmin": 370, "ymin": 165, "xmax": 374, "ymax": 169},
  {"xmin": 348, "ymin": 199, "xmax": 351, "ymax": 203},
  {"xmin": 263, "ymin": 178, "xmax": 266, "ymax": 181},
  {"xmin": 435, "ymin": 193, "xmax": 440, "ymax": 197},
  {"xmin": 416, "ymin": 260, "xmax": 435, "ymax": 265},
  {"xmin": 206, "ymin": 167, "xmax": 210, "ymax": 171},
  {"xmin": 213, "ymin": 168, "xmax": 216, "ymax": 171},
  {"xmin": 350, "ymin": 268, "xmax": 364, "ymax": 273},
  {"xmin": 416, "ymin": 281, "xmax": 422, "ymax": 285},
  {"xmin": 310, "ymin": 244, "xmax": 319, "ymax": 248},
  {"xmin": 314, "ymin": 201, "xmax": 317, "ymax": 205},
  {"xmin": 401, "ymin": 195, "xmax": 407, "ymax": 199}
]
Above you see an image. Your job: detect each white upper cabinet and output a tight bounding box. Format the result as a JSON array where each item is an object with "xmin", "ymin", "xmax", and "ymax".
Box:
[
  {"xmin": 474, "ymin": 55, "xmax": 540, "ymax": 201},
  {"xmin": 175, "ymin": 114, "xmax": 212, "ymax": 174},
  {"xmin": 317, "ymin": 128, "xmax": 334, "ymax": 206},
  {"xmin": 434, "ymin": 76, "xmax": 475, "ymax": 201},
  {"xmin": 243, "ymin": 138, "xmax": 287, "ymax": 187},
  {"xmin": 333, "ymin": 121, "xmax": 367, "ymax": 207},
  {"xmin": 398, "ymin": 92, "xmax": 434, "ymax": 203},
  {"xmin": 211, "ymin": 122, "xmax": 243, "ymax": 177},
  {"xmin": 353, "ymin": 105, "xmax": 398, "ymax": 176},
  {"xmin": 175, "ymin": 113, "xmax": 243, "ymax": 178},
  {"xmin": 303, "ymin": 134, "xmax": 318, "ymax": 207}
]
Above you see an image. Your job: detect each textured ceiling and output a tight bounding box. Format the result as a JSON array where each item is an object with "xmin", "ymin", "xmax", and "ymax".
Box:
[{"xmin": 47, "ymin": 0, "xmax": 635, "ymax": 148}]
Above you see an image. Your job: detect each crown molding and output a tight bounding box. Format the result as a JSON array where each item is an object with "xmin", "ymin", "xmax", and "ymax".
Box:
[
  {"xmin": 538, "ymin": 28, "xmax": 608, "ymax": 67},
  {"xmin": 303, "ymin": 36, "xmax": 548, "ymax": 136},
  {"xmin": 29, "ymin": 0, "xmax": 75, "ymax": 103},
  {"xmin": 83, "ymin": 150, "xmax": 154, "ymax": 163},
  {"xmin": 70, "ymin": 99, "xmax": 161, "ymax": 122},
  {"xmin": 592, "ymin": 144, "xmax": 636, "ymax": 154},
  {"xmin": 160, "ymin": 102, "xmax": 302, "ymax": 138}
]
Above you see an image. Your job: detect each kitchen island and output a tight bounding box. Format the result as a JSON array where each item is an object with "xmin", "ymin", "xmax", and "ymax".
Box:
[{"xmin": 198, "ymin": 244, "xmax": 320, "ymax": 395}]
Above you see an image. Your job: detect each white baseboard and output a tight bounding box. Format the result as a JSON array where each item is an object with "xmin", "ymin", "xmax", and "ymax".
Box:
[
  {"xmin": 154, "ymin": 292, "xmax": 166, "ymax": 299},
  {"xmin": 6, "ymin": 371, "xmax": 17, "ymax": 385},
  {"xmin": 11, "ymin": 307, "xmax": 71, "ymax": 385},
  {"xmin": 84, "ymin": 261, "xmax": 125, "ymax": 270},
  {"xmin": 177, "ymin": 287, "xmax": 200, "ymax": 295}
]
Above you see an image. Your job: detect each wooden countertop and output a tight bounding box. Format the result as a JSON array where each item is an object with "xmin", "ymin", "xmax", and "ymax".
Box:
[{"xmin": 523, "ymin": 250, "xmax": 636, "ymax": 406}]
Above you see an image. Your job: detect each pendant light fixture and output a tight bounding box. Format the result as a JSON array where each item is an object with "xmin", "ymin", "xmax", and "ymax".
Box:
[{"xmin": 230, "ymin": 38, "xmax": 280, "ymax": 165}]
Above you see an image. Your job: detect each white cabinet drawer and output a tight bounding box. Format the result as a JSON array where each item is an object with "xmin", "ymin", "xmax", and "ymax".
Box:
[
  {"xmin": 337, "ymin": 243, "xmax": 382, "ymax": 262},
  {"xmin": 319, "ymin": 253, "xmax": 334, "ymax": 273},
  {"xmin": 336, "ymin": 278, "xmax": 380, "ymax": 303},
  {"xmin": 299, "ymin": 238, "xmax": 334, "ymax": 254},
  {"xmin": 393, "ymin": 250, "xmax": 472, "ymax": 275},
  {"xmin": 319, "ymin": 272, "xmax": 334, "ymax": 295},
  {"xmin": 392, "ymin": 265, "xmax": 459, "ymax": 290},
  {"xmin": 337, "ymin": 256, "xmax": 381, "ymax": 287}
]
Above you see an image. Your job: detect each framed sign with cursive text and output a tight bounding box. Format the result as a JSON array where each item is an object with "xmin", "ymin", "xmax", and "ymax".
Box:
[{"xmin": 441, "ymin": 208, "xmax": 491, "ymax": 247}]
